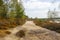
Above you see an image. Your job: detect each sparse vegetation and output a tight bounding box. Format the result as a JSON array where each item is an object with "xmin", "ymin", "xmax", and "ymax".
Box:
[
  {"xmin": 33, "ymin": 18, "xmax": 60, "ymax": 33},
  {"xmin": 0, "ymin": 0, "xmax": 27, "ymax": 37},
  {"xmin": 0, "ymin": 30, "xmax": 11, "ymax": 37},
  {"xmin": 16, "ymin": 30, "xmax": 25, "ymax": 38}
]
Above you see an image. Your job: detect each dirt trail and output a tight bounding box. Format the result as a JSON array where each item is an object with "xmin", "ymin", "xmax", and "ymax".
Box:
[
  {"xmin": 21, "ymin": 21, "xmax": 60, "ymax": 40},
  {"xmin": 1, "ymin": 21, "xmax": 60, "ymax": 40}
]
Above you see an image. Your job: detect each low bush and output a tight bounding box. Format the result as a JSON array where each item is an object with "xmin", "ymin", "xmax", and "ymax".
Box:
[
  {"xmin": 16, "ymin": 30, "xmax": 25, "ymax": 38},
  {"xmin": 5, "ymin": 31, "xmax": 11, "ymax": 34},
  {"xmin": 33, "ymin": 19, "xmax": 60, "ymax": 33},
  {"xmin": 0, "ymin": 18, "xmax": 26, "ymax": 30}
]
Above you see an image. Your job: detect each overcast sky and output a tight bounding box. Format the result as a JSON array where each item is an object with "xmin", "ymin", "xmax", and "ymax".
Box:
[{"xmin": 22, "ymin": 0, "xmax": 60, "ymax": 18}]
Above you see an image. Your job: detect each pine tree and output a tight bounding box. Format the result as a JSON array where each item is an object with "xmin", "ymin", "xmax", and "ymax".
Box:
[
  {"xmin": 15, "ymin": 3, "xmax": 24, "ymax": 18},
  {"xmin": 8, "ymin": 0, "xmax": 27, "ymax": 25},
  {"xmin": 0, "ymin": 0, "xmax": 8, "ymax": 18}
]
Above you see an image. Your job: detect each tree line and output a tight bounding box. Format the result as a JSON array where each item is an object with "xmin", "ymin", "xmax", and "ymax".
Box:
[{"xmin": 0, "ymin": 0, "xmax": 27, "ymax": 29}]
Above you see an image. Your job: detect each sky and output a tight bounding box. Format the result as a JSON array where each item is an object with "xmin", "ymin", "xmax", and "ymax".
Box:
[{"xmin": 22, "ymin": 0, "xmax": 60, "ymax": 18}]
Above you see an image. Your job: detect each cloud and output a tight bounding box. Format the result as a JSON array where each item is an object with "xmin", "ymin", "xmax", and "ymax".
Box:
[
  {"xmin": 22, "ymin": 0, "xmax": 60, "ymax": 18},
  {"xmin": 23, "ymin": 0, "xmax": 59, "ymax": 9},
  {"xmin": 24, "ymin": 1, "xmax": 50, "ymax": 9},
  {"xmin": 25, "ymin": 10, "xmax": 48, "ymax": 18}
]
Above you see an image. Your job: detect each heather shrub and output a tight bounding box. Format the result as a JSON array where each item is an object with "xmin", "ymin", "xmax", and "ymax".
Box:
[{"xmin": 33, "ymin": 19, "xmax": 60, "ymax": 33}]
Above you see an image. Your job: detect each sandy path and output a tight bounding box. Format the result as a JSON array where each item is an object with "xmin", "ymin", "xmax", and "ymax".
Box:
[{"xmin": 1, "ymin": 21, "xmax": 60, "ymax": 40}]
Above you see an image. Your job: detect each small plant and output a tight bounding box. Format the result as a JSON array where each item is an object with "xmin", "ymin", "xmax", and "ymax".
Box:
[
  {"xmin": 5, "ymin": 31, "xmax": 11, "ymax": 34},
  {"xmin": 16, "ymin": 30, "xmax": 25, "ymax": 38}
]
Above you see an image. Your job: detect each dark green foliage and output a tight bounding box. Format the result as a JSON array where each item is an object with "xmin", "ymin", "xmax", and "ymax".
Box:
[
  {"xmin": 0, "ymin": 0, "xmax": 3, "ymax": 6},
  {"xmin": 0, "ymin": 0, "xmax": 8, "ymax": 19}
]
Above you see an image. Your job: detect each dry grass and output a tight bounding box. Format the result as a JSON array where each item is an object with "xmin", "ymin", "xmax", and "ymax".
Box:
[
  {"xmin": 0, "ymin": 30, "xmax": 11, "ymax": 37},
  {"xmin": 0, "ymin": 18, "xmax": 26, "ymax": 37},
  {"xmin": 33, "ymin": 19, "xmax": 60, "ymax": 33},
  {"xmin": 0, "ymin": 18, "xmax": 26, "ymax": 30},
  {"xmin": 16, "ymin": 30, "xmax": 25, "ymax": 38}
]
